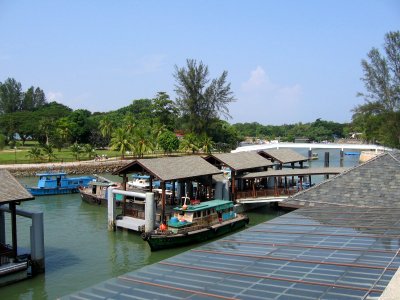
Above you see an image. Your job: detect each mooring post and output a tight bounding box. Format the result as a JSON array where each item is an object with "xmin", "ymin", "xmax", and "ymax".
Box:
[
  {"xmin": 308, "ymin": 149, "xmax": 312, "ymax": 161},
  {"xmin": 144, "ymin": 192, "xmax": 155, "ymax": 233},
  {"xmin": 107, "ymin": 187, "xmax": 115, "ymax": 231},
  {"xmin": 340, "ymin": 149, "xmax": 344, "ymax": 167},
  {"xmin": 30, "ymin": 212, "xmax": 45, "ymax": 274},
  {"xmin": 324, "ymin": 152, "xmax": 330, "ymax": 179}
]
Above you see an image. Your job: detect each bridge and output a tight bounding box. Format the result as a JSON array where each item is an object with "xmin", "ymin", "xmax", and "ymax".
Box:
[{"xmin": 231, "ymin": 142, "xmax": 389, "ymax": 153}]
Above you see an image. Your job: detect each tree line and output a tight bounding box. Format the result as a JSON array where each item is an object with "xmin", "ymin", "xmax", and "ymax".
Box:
[{"xmin": 1, "ymin": 32, "xmax": 399, "ymax": 159}]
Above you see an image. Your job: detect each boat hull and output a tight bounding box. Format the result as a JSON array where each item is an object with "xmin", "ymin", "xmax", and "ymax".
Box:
[
  {"xmin": 142, "ymin": 215, "xmax": 249, "ymax": 251},
  {"xmin": 28, "ymin": 187, "xmax": 80, "ymax": 196},
  {"xmin": 80, "ymin": 192, "xmax": 107, "ymax": 206}
]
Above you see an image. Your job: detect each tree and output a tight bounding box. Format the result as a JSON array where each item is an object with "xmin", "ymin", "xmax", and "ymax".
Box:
[
  {"xmin": 353, "ymin": 31, "xmax": 400, "ymax": 148},
  {"xmin": 0, "ymin": 78, "xmax": 23, "ymax": 114},
  {"xmin": 132, "ymin": 126, "xmax": 152, "ymax": 158},
  {"xmin": 99, "ymin": 116, "xmax": 113, "ymax": 139},
  {"xmin": 0, "ymin": 133, "xmax": 5, "ymax": 150},
  {"xmin": 198, "ymin": 134, "xmax": 214, "ymax": 154},
  {"xmin": 21, "ymin": 86, "xmax": 47, "ymax": 111},
  {"xmin": 174, "ymin": 59, "xmax": 235, "ymax": 135},
  {"xmin": 26, "ymin": 146, "xmax": 43, "ymax": 162},
  {"xmin": 41, "ymin": 144, "xmax": 57, "ymax": 162},
  {"xmin": 82, "ymin": 144, "xmax": 96, "ymax": 159},
  {"xmin": 70, "ymin": 142, "xmax": 82, "ymax": 160},
  {"xmin": 152, "ymin": 92, "xmax": 178, "ymax": 130},
  {"xmin": 110, "ymin": 127, "xmax": 133, "ymax": 159},
  {"xmin": 179, "ymin": 133, "xmax": 199, "ymax": 154},
  {"xmin": 158, "ymin": 130, "xmax": 179, "ymax": 155}
]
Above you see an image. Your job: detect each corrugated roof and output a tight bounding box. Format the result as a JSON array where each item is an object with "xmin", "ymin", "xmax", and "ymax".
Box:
[
  {"xmin": 260, "ymin": 148, "xmax": 308, "ymax": 164},
  {"xmin": 240, "ymin": 167, "xmax": 348, "ymax": 179},
  {"xmin": 282, "ymin": 151, "xmax": 400, "ymax": 209},
  {"xmin": 206, "ymin": 152, "xmax": 275, "ymax": 171},
  {"xmin": 63, "ymin": 206, "xmax": 400, "ymax": 300},
  {"xmin": 0, "ymin": 169, "xmax": 34, "ymax": 203},
  {"xmin": 114, "ymin": 155, "xmax": 223, "ymax": 181}
]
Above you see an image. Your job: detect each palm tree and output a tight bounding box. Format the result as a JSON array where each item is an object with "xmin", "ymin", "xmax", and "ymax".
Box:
[
  {"xmin": 70, "ymin": 142, "xmax": 82, "ymax": 160},
  {"xmin": 41, "ymin": 144, "xmax": 57, "ymax": 162},
  {"xmin": 179, "ymin": 133, "xmax": 199, "ymax": 154},
  {"xmin": 199, "ymin": 134, "xmax": 214, "ymax": 154},
  {"xmin": 99, "ymin": 116, "xmax": 113, "ymax": 138},
  {"xmin": 83, "ymin": 144, "xmax": 96, "ymax": 159},
  {"xmin": 110, "ymin": 127, "xmax": 133, "ymax": 159},
  {"xmin": 132, "ymin": 127, "xmax": 152, "ymax": 158},
  {"xmin": 123, "ymin": 114, "xmax": 136, "ymax": 135},
  {"xmin": 26, "ymin": 146, "xmax": 43, "ymax": 162}
]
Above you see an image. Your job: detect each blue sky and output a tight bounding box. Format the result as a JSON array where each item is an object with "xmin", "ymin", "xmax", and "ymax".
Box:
[{"xmin": 1, "ymin": 0, "xmax": 399, "ymax": 125}]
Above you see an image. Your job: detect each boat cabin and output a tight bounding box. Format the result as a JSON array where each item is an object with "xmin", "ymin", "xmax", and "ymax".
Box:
[
  {"xmin": 36, "ymin": 172, "xmax": 91, "ymax": 189},
  {"xmin": 167, "ymin": 199, "xmax": 236, "ymax": 233}
]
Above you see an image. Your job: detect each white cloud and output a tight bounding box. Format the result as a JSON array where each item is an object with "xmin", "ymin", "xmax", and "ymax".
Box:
[
  {"xmin": 241, "ymin": 66, "xmax": 275, "ymax": 92},
  {"xmin": 233, "ymin": 66, "xmax": 303, "ymax": 124},
  {"xmin": 47, "ymin": 91, "xmax": 63, "ymax": 102}
]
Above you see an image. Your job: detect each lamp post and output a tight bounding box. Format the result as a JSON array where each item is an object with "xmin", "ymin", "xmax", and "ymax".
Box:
[{"xmin": 14, "ymin": 146, "xmax": 17, "ymax": 164}]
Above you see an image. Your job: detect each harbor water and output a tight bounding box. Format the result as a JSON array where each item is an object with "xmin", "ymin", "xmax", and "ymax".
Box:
[{"xmin": 1, "ymin": 149, "xmax": 360, "ymax": 299}]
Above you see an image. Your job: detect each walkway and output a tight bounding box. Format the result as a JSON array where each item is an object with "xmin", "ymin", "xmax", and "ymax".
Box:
[{"xmin": 232, "ymin": 142, "xmax": 389, "ymax": 153}]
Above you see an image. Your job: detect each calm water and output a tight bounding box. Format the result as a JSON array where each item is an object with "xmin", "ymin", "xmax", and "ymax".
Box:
[{"xmin": 1, "ymin": 149, "xmax": 360, "ymax": 299}]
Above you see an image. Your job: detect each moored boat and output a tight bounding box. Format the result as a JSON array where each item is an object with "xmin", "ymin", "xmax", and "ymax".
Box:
[
  {"xmin": 27, "ymin": 172, "xmax": 94, "ymax": 196},
  {"xmin": 79, "ymin": 177, "xmax": 122, "ymax": 206},
  {"xmin": 141, "ymin": 199, "xmax": 249, "ymax": 251}
]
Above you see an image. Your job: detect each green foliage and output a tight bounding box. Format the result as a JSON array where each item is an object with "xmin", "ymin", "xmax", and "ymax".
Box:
[
  {"xmin": 82, "ymin": 144, "xmax": 96, "ymax": 159},
  {"xmin": 26, "ymin": 146, "xmax": 43, "ymax": 162},
  {"xmin": 179, "ymin": 133, "xmax": 199, "ymax": 154},
  {"xmin": 41, "ymin": 144, "xmax": 57, "ymax": 162},
  {"xmin": 70, "ymin": 142, "xmax": 82, "ymax": 160},
  {"xmin": 0, "ymin": 134, "xmax": 5, "ymax": 150},
  {"xmin": 158, "ymin": 130, "xmax": 179, "ymax": 154},
  {"xmin": 198, "ymin": 134, "xmax": 214, "ymax": 154},
  {"xmin": 353, "ymin": 31, "xmax": 400, "ymax": 148},
  {"xmin": 174, "ymin": 59, "xmax": 235, "ymax": 135},
  {"xmin": 110, "ymin": 127, "xmax": 133, "ymax": 159}
]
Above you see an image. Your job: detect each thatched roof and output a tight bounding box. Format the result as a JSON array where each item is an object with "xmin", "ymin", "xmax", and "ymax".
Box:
[
  {"xmin": 259, "ymin": 148, "xmax": 308, "ymax": 164},
  {"xmin": 239, "ymin": 167, "xmax": 348, "ymax": 179},
  {"xmin": 204, "ymin": 152, "xmax": 275, "ymax": 172},
  {"xmin": 113, "ymin": 155, "xmax": 222, "ymax": 181},
  {"xmin": 282, "ymin": 151, "xmax": 400, "ymax": 209},
  {"xmin": 0, "ymin": 169, "xmax": 34, "ymax": 204}
]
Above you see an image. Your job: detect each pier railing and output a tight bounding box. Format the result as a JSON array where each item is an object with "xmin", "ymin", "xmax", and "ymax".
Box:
[{"xmin": 236, "ymin": 188, "xmax": 298, "ymax": 200}]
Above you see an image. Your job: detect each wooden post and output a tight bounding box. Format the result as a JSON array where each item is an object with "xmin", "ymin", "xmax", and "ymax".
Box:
[
  {"xmin": 252, "ymin": 179, "xmax": 256, "ymax": 197},
  {"xmin": 161, "ymin": 181, "xmax": 166, "ymax": 223},
  {"xmin": 325, "ymin": 152, "xmax": 330, "ymax": 179},
  {"xmin": 10, "ymin": 202, "xmax": 17, "ymax": 259},
  {"xmin": 340, "ymin": 150, "xmax": 344, "ymax": 167},
  {"xmin": 231, "ymin": 172, "xmax": 236, "ymax": 202}
]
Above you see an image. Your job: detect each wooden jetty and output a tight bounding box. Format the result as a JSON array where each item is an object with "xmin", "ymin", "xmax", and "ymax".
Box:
[{"xmin": 0, "ymin": 169, "xmax": 44, "ymax": 286}]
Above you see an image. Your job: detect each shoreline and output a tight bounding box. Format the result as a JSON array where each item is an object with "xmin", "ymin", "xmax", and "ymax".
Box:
[{"xmin": 0, "ymin": 158, "xmax": 131, "ymax": 177}]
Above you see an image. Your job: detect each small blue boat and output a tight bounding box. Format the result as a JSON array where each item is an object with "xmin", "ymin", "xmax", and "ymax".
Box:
[
  {"xmin": 27, "ymin": 172, "xmax": 94, "ymax": 196},
  {"xmin": 344, "ymin": 151, "xmax": 360, "ymax": 156}
]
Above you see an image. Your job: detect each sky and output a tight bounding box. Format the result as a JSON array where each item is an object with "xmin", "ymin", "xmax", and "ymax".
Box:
[{"xmin": 0, "ymin": 0, "xmax": 399, "ymax": 125}]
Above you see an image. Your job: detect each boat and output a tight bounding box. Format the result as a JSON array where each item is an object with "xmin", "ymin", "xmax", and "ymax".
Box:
[
  {"xmin": 141, "ymin": 199, "xmax": 249, "ymax": 251},
  {"xmin": 27, "ymin": 172, "xmax": 94, "ymax": 196},
  {"xmin": 79, "ymin": 175, "xmax": 122, "ymax": 206},
  {"xmin": 344, "ymin": 151, "xmax": 359, "ymax": 156},
  {"xmin": 310, "ymin": 153, "xmax": 318, "ymax": 160},
  {"xmin": 127, "ymin": 174, "xmax": 151, "ymax": 189}
]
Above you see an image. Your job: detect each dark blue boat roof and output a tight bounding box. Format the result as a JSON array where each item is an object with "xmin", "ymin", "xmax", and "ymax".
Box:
[{"xmin": 36, "ymin": 172, "xmax": 67, "ymax": 176}]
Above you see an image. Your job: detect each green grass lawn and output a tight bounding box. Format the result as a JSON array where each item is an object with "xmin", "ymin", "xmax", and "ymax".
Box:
[{"xmin": 0, "ymin": 144, "xmax": 122, "ymax": 164}]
